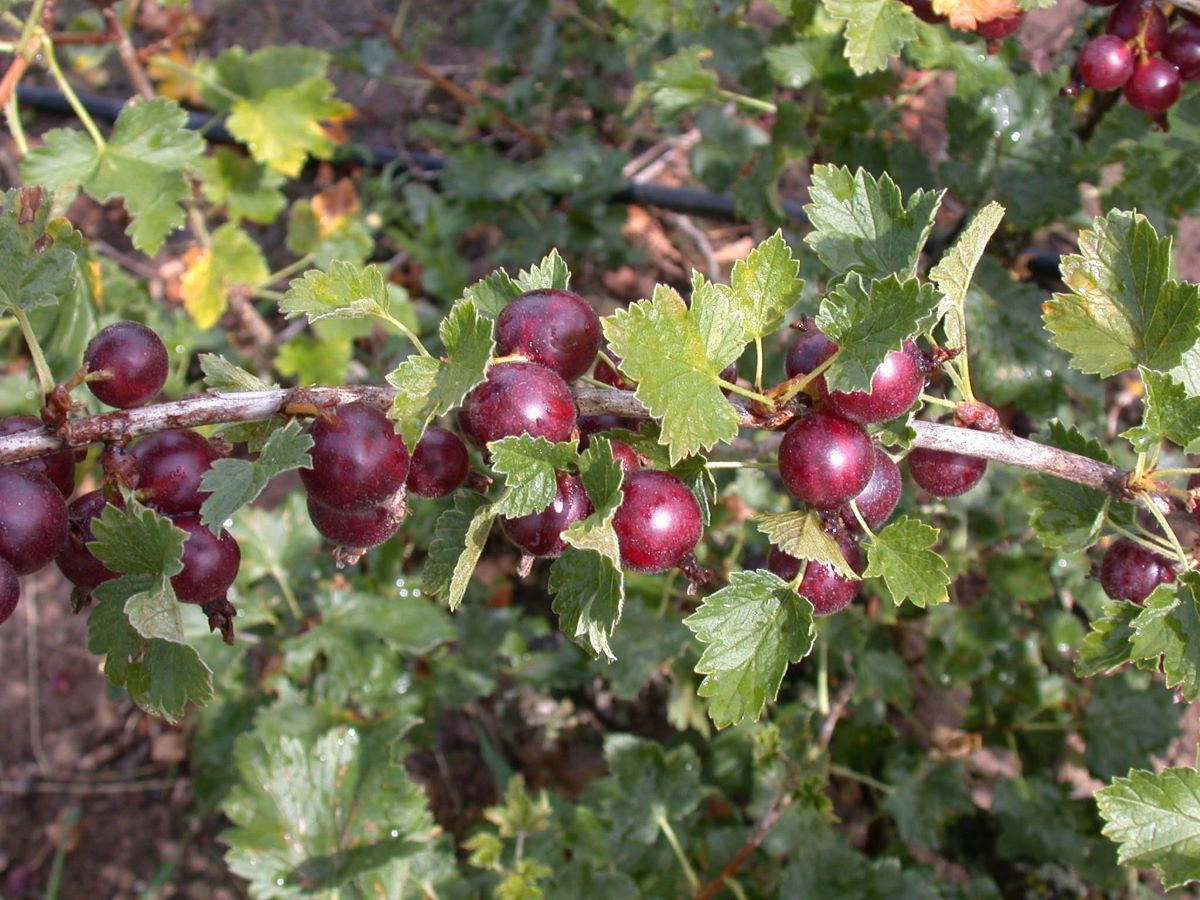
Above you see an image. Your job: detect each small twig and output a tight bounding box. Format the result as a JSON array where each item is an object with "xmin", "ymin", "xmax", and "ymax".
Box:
[
  {"xmin": 101, "ymin": 7, "xmax": 154, "ymax": 101},
  {"xmin": 0, "ymin": 0, "xmax": 51, "ymax": 112}
]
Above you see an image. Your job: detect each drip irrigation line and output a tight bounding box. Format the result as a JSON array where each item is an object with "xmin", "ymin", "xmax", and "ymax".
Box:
[{"xmin": 13, "ymin": 84, "xmax": 1062, "ymax": 271}]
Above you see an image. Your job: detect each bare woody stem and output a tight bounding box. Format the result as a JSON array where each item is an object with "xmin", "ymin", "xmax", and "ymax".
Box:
[{"xmin": 0, "ymin": 385, "xmax": 1134, "ymax": 499}]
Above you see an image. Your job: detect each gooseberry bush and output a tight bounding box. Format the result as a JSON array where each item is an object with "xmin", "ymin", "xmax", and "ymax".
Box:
[{"xmin": 7, "ymin": 0, "xmax": 1200, "ymax": 896}]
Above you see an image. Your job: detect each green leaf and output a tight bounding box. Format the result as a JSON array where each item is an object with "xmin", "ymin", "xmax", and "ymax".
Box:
[
  {"xmin": 882, "ymin": 758, "xmax": 973, "ymax": 850},
  {"xmin": 222, "ymin": 721, "xmax": 438, "ymax": 896},
  {"xmin": 816, "ymin": 273, "xmax": 940, "ymax": 393},
  {"xmin": 562, "ymin": 436, "xmax": 626, "ymax": 562},
  {"xmin": 1129, "ymin": 579, "xmax": 1200, "ymax": 700},
  {"xmin": 1044, "ymin": 210, "xmax": 1200, "ymax": 376},
  {"xmin": 197, "ymin": 146, "xmax": 286, "ymax": 225},
  {"xmin": 227, "ymin": 77, "xmax": 352, "ymax": 177},
  {"xmin": 199, "ymin": 353, "xmax": 274, "ymax": 392},
  {"xmin": 930, "ymin": 201, "xmax": 1006, "ymax": 349},
  {"xmin": 464, "ymin": 269, "xmax": 522, "ymax": 318},
  {"xmin": 0, "ymin": 188, "xmax": 81, "ymax": 314},
  {"xmin": 180, "ymin": 223, "xmax": 269, "ymax": 329},
  {"xmin": 422, "ymin": 492, "xmax": 496, "ymax": 611},
  {"xmin": 803, "ymin": 165, "xmax": 941, "ymax": 279},
  {"xmin": 1027, "ymin": 422, "xmax": 1113, "ymax": 552},
  {"xmin": 549, "ymin": 548, "xmax": 624, "ymax": 660},
  {"xmin": 515, "ymin": 249, "xmax": 570, "ymax": 292},
  {"xmin": 603, "ymin": 277, "xmax": 746, "ymax": 464},
  {"xmin": 387, "ymin": 299, "xmax": 494, "ymax": 450},
  {"xmin": 1122, "ymin": 368, "xmax": 1200, "ymax": 453},
  {"xmin": 727, "ymin": 230, "xmax": 805, "ymax": 340},
  {"xmin": 684, "ymin": 570, "xmax": 817, "ymax": 728},
  {"xmin": 757, "ymin": 509, "xmax": 856, "ymax": 579},
  {"xmin": 1084, "ymin": 675, "xmax": 1180, "ymax": 781},
  {"xmin": 282, "ymin": 260, "xmax": 395, "ymax": 323},
  {"xmin": 1076, "ymin": 599, "xmax": 1141, "ymax": 677},
  {"xmin": 590, "ymin": 734, "xmax": 702, "ymax": 843},
  {"xmin": 199, "ymin": 420, "xmax": 314, "ymax": 532},
  {"xmin": 864, "ymin": 516, "xmax": 949, "ymax": 608},
  {"xmin": 630, "ymin": 47, "xmax": 719, "ymax": 123},
  {"xmin": 824, "ymin": 0, "xmax": 918, "ymax": 74},
  {"xmin": 765, "ymin": 42, "xmax": 818, "ymax": 89},
  {"xmin": 123, "ymin": 576, "xmax": 185, "ymax": 643},
  {"xmin": 1098, "ymin": 767, "xmax": 1200, "ymax": 890},
  {"xmin": 89, "ymin": 503, "xmax": 186, "ymax": 577},
  {"xmin": 488, "ymin": 436, "xmax": 580, "ymax": 518},
  {"xmin": 23, "ymin": 98, "xmax": 205, "ymax": 254}
]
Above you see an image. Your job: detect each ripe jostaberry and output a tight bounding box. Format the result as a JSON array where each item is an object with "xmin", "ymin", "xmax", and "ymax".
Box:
[
  {"xmin": 594, "ymin": 350, "xmax": 630, "ymax": 390},
  {"xmin": 778, "ymin": 410, "xmax": 875, "ymax": 509},
  {"xmin": 784, "ymin": 326, "xmax": 838, "ymax": 383},
  {"xmin": 495, "ymin": 289, "xmax": 602, "ymax": 382},
  {"xmin": 766, "ymin": 530, "xmax": 864, "ymax": 616},
  {"xmin": 301, "ymin": 402, "xmax": 410, "ymax": 511},
  {"xmin": 0, "ymin": 557, "xmax": 17, "ymax": 626},
  {"xmin": 170, "ymin": 516, "xmax": 241, "ymax": 605},
  {"xmin": 1164, "ymin": 24, "xmax": 1200, "ymax": 80},
  {"xmin": 578, "ymin": 414, "xmax": 639, "ymax": 449},
  {"xmin": 131, "ymin": 429, "xmax": 217, "ymax": 515},
  {"xmin": 1099, "ymin": 538, "xmax": 1174, "ymax": 604},
  {"xmin": 1124, "ymin": 57, "xmax": 1182, "ymax": 112},
  {"xmin": 612, "ymin": 470, "xmax": 702, "ymax": 573},
  {"xmin": 907, "ymin": 447, "xmax": 987, "ymax": 497},
  {"xmin": 406, "ymin": 426, "xmax": 469, "ymax": 499},
  {"xmin": 976, "ymin": 11, "xmax": 1025, "ymax": 40},
  {"xmin": 0, "ymin": 469, "xmax": 69, "ymax": 575},
  {"xmin": 56, "ymin": 490, "xmax": 120, "ymax": 592},
  {"xmin": 1078, "ymin": 35, "xmax": 1136, "ymax": 91},
  {"xmin": 501, "ymin": 472, "xmax": 592, "ymax": 558},
  {"xmin": 609, "ymin": 439, "xmax": 641, "ymax": 472},
  {"xmin": 307, "ymin": 496, "xmax": 401, "ymax": 549},
  {"xmin": 0, "ymin": 416, "xmax": 75, "ymax": 496},
  {"xmin": 457, "ymin": 361, "xmax": 577, "ymax": 451},
  {"xmin": 83, "ymin": 321, "xmax": 169, "ymax": 409},
  {"xmin": 903, "ymin": 0, "xmax": 946, "ymax": 24},
  {"xmin": 826, "ymin": 341, "xmax": 924, "ymax": 425},
  {"xmin": 1106, "ymin": 0, "xmax": 1168, "ymax": 52},
  {"xmin": 843, "ymin": 447, "xmax": 902, "ymax": 532}
]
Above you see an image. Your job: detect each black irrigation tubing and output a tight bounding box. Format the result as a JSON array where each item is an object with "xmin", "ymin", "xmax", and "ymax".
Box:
[{"xmin": 15, "ymin": 84, "xmax": 1062, "ymax": 273}]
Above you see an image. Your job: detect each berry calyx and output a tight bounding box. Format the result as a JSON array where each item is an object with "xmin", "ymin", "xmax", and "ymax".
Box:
[
  {"xmin": 501, "ymin": 471, "xmax": 592, "ymax": 558},
  {"xmin": 301, "ymin": 402, "xmax": 410, "ymax": 511},
  {"xmin": 907, "ymin": 446, "xmax": 987, "ymax": 497},
  {"xmin": 1106, "ymin": 0, "xmax": 1168, "ymax": 52},
  {"xmin": 406, "ymin": 426, "xmax": 470, "ymax": 499},
  {"xmin": 307, "ymin": 496, "xmax": 401, "ymax": 549},
  {"xmin": 1099, "ymin": 538, "xmax": 1174, "ymax": 604},
  {"xmin": 0, "ymin": 469, "xmax": 69, "ymax": 575},
  {"xmin": 1124, "ymin": 57, "xmax": 1182, "ymax": 112},
  {"xmin": 826, "ymin": 340, "xmax": 924, "ymax": 425},
  {"xmin": 131, "ymin": 429, "xmax": 218, "ymax": 515},
  {"xmin": 766, "ymin": 529, "xmax": 864, "ymax": 616},
  {"xmin": 612, "ymin": 470, "xmax": 702, "ymax": 573},
  {"xmin": 844, "ymin": 447, "xmax": 902, "ymax": 532},
  {"xmin": 170, "ymin": 515, "xmax": 241, "ymax": 605},
  {"xmin": 1078, "ymin": 35, "xmax": 1136, "ymax": 91},
  {"xmin": 494, "ymin": 289, "xmax": 602, "ymax": 381},
  {"xmin": 0, "ymin": 416, "xmax": 75, "ymax": 496},
  {"xmin": 778, "ymin": 410, "xmax": 875, "ymax": 509},
  {"xmin": 56, "ymin": 490, "xmax": 120, "ymax": 592},
  {"xmin": 457, "ymin": 361, "xmax": 578, "ymax": 451},
  {"xmin": 1164, "ymin": 24, "xmax": 1200, "ymax": 80},
  {"xmin": 0, "ymin": 557, "xmax": 17, "ymax": 626},
  {"xmin": 83, "ymin": 321, "xmax": 169, "ymax": 409}
]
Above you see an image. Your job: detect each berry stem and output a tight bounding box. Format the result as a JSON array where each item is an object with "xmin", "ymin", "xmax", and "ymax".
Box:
[
  {"xmin": 771, "ymin": 351, "xmax": 837, "ymax": 405},
  {"xmin": 919, "ymin": 392, "xmax": 958, "ymax": 409},
  {"xmin": 1138, "ymin": 493, "xmax": 1191, "ymax": 567},
  {"xmin": 848, "ymin": 499, "xmax": 877, "ymax": 541},
  {"xmin": 717, "ymin": 377, "xmax": 773, "ymax": 406},
  {"xmin": 1105, "ymin": 519, "xmax": 1179, "ymax": 560},
  {"xmin": 1149, "ymin": 467, "xmax": 1200, "ymax": 478}
]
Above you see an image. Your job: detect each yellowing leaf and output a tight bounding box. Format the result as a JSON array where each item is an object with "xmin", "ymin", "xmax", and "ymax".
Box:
[
  {"xmin": 932, "ymin": 0, "xmax": 1019, "ymax": 30},
  {"xmin": 148, "ymin": 50, "xmax": 203, "ymax": 105},
  {"xmin": 179, "ymin": 224, "xmax": 268, "ymax": 328},
  {"xmin": 227, "ymin": 77, "xmax": 354, "ymax": 177}
]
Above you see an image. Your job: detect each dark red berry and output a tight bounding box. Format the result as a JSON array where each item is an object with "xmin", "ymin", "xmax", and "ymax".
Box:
[
  {"xmin": 170, "ymin": 515, "xmax": 241, "ymax": 604},
  {"xmin": 56, "ymin": 490, "xmax": 120, "ymax": 592},
  {"xmin": 457, "ymin": 361, "xmax": 577, "ymax": 451},
  {"xmin": 766, "ymin": 530, "xmax": 864, "ymax": 616},
  {"xmin": 1190, "ymin": 473, "xmax": 1200, "ymax": 525},
  {"xmin": 907, "ymin": 447, "xmax": 987, "ymax": 497},
  {"xmin": 612, "ymin": 470, "xmax": 702, "ymax": 573},
  {"xmin": 1078, "ymin": 35, "xmax": 1137, "ymax": 90},
  {"xmin": 578, "ymin": 414, "xmax": 639, "ymax": 449},
  {"xmin": 306, "ymin": 496, "xmax": 400, "ymax": 549},
  {"xmin": 844, "ymin": 447, "xmax": 902, "ymax": 531},
  {"xmin": 501, "ymin": 471, "xmax": 592, "ymax": 558},
  {"xmin": 1083, "ymin": 0, "xmax": 1119, "ymax": 6},
  {"xmin": 495, "ymin": 289, "xmax": 602, "ymax": 382},
  {"xmin": 718, "ymin": 362, "xmax": 738, "ymax": 396},
  {"xmin": 0, "ymin": 557, "xmax": 18, "ymax": 626},
  {"xmin": 826, "ymin": 341, "xmax": 924, "ymax": 424},
  {"xmin": 131, "ymin": 430, "xmax": 217, "ymax": 515},
  {"xmin": 0, "ymin": 416, "xmax": 75, "ymax": 496},
  {"xmin": 0, "ymin": 469, "xmax": 68, "ymax": 575},
  {"xmin": 1165, "ymin": 24, "xmax": 1200, "ymax": 80},
  {"xmin": 594, "ymin": 351, "xmax": 631, "ymax": 390},
  {"xmin": 83, "ymin": 321, "xmax": 169, "ymax": 409},
  {"xmin": 784, "ymin": 327, "xmax": 838, "ymax": 382},
  {"xmin": 609, "ymin": 439, "xmax": 641, "ymax": 472},
  {"xmin": 406, "ymin": 426, "xmax": 469, "ymax": 499},
  {"xmin": 301, "ymin": 402, "xmax": 410, "ymax": 511},
  {"xmin": 1099, "ymin": 538, "xmax": 1174, "ymax": 603},
  {"xmin": 903, "ymin": 0, "xmax": 947, "ymax": 23},
  {"xmin": 1107, "ymin": 0, "xmax": 1168, "ymax": 51},
  {"xmin": 778, "ymin": 410, "xmax": 874, "ymax": 509},
  {"xmin": 976, "ymin": 11, "xmax": 1025, "ymax": 40},
  {"xmin": 1124, "ymin": 57, "xmax": 1182, "ymax": 112}
]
